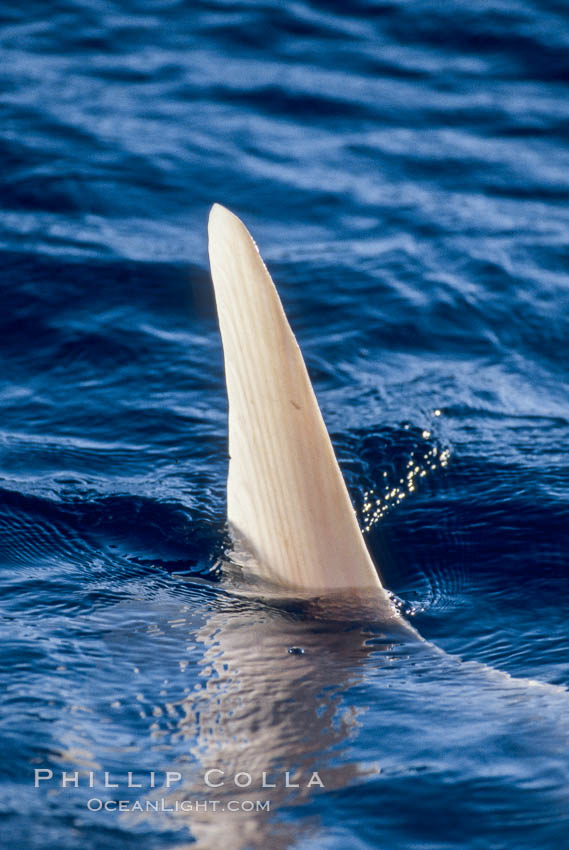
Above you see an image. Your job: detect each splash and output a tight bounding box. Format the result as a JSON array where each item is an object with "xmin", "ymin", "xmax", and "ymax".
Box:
[{"xmin": 361, "ymin": 418, "xmax": 451, "ymax": 534}]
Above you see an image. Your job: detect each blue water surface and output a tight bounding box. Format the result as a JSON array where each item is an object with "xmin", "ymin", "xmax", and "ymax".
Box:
[{"xmin": 1, "ymin": 1, "xmax": 569, "ymax": 848}]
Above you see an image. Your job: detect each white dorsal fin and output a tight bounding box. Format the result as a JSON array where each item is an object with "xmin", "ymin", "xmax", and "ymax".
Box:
[{"xmin": 208, "ymin": 204, "xmax": 384, "ymax": 592}]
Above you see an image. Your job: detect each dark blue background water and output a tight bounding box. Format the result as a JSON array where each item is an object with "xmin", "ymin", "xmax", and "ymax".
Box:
[{"xmin": 1, "ymin": 1, "xmax": 568, "ymax": 848}]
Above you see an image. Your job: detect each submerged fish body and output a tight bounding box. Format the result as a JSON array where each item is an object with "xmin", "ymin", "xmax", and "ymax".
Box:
[{"xmin": 112, "ymin": 582, "xmax": 567, "ymax": 849}]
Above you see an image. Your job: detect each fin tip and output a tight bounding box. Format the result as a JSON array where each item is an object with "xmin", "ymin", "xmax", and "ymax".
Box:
[
  {"xmin": 209, "ymin": 202, "xmax": 236, "ymax": 228},
  {"xmin": 209, "ymin": 203, "xmax": 249, "ymax": 247}
]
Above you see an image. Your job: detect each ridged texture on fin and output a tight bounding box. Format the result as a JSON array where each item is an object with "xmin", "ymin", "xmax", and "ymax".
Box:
[{"xmin": 208, "ymin": 204, "xmax": 384, "ymax": 591}]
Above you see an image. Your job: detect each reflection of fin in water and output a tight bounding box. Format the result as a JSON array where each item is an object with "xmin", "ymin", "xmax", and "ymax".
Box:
[
  {"xmin": 134, "ymin": 596, "xmax": 408, "ymax": 850},
  {"xmin": 208, "ymin": 204, "xmax": 392, "ymax": 604}
]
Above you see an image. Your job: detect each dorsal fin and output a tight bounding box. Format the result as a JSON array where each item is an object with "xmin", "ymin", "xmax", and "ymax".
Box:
[{"xmin": 208, "ymin": 204, "xmax": 384, "ymax": 592}]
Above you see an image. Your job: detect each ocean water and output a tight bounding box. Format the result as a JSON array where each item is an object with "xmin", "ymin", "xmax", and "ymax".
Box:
[{"xmin": 1, "ymin": 1, "xmax": 568, "ymax": 847}]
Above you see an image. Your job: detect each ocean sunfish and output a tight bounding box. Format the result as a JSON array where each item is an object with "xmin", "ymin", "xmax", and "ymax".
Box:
[{"xmin": 115, "ymin": 215, "xmax": 566, "ymax": 849}]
